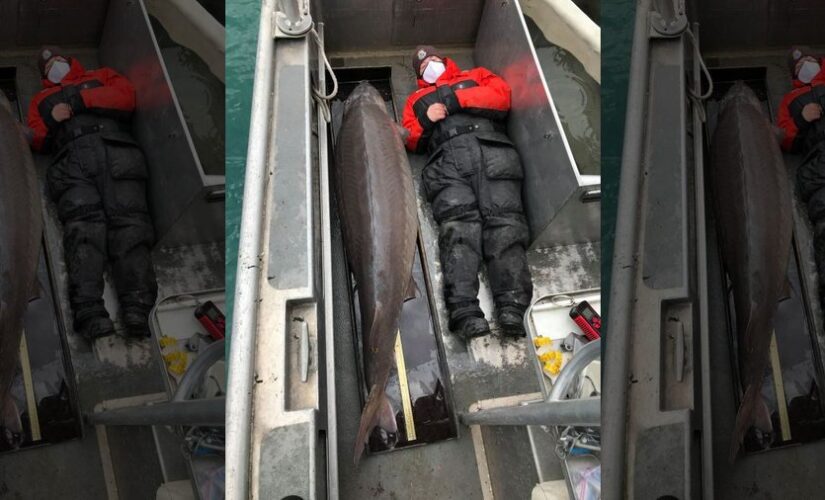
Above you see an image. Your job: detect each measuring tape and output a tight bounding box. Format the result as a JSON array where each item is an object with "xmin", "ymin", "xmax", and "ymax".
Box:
[
  {"xmin": 19, "ymin": 330, "xmax": 41, "ymax": 441},
  {"xmin": 394, "ymin": 330, "xmax": 417, "ymax": 441}
]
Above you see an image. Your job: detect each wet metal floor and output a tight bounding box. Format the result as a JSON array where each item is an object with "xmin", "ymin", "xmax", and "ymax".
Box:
[
  {"xmin": 324, "ymin": 50, "xmax": 600, "ymax": 499},
  {"xmin": 0, "ymin": 48, "xmax": 225, "ymax": 500}
]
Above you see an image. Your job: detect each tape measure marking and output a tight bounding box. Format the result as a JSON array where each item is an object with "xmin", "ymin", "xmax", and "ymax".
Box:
[{"xmin": 395, "ymin": 330, "xmax": 417, "ymax": 441}]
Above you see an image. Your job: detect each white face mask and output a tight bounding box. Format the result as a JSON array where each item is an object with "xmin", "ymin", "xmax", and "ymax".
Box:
[
  {"xmin": 798, "ymin": 60, "xmax": 820, "ymax": 84},
  {"xmin": 47, "ymin": 60, "xmax": 71, "ymax": 84},
  {"xmin": 422, "ymin": 61, "xmax": 446, "ymax": 84}
]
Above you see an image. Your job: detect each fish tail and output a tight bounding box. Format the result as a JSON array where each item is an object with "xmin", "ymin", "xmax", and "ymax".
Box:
[
  {"xmin": 404, "ymin": 275, "xmax": 419, "ymax": 302},
  {"xmin": 729, "ymin": 384, "xmax": 772, "ymax": 462},
  {"xmin": 1, "ymin": 393, "xmax": 22, "ymax": 448},
  {"xmin": 353, "ymin": 385, "xmax": 396, "ymax": 466}
]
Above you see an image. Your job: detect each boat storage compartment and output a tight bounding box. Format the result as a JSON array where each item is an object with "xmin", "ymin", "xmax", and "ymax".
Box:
[
  {"xmin": 705, "ymin": 67, "xmax": 825, "ymax": 455},
  {"xmin": 328, "ymin": 68, "xmax": 459, "ymax": 454},
  {"xmin": 0, "ymin": 67, "xmax": 82, "ymax": 453}
]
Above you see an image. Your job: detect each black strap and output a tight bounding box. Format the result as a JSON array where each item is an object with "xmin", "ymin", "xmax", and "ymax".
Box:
[
  {"xmin": 426, "ymin": 120, "xmax": 504, "ymax": 153},
  {"xmin": 451, "ymin": 79, "xmax": 478, "ymax": 91},
  {"xmin": 443, "ymin": 121, "xmax": 499, "ymax": 141},
  {"xmin": 54, "ymin": 122, "xmax": 125, "ymax": 150},
  {"xmin": 437, "ymin": 84, "xmax": 461, "ymax": 114}
]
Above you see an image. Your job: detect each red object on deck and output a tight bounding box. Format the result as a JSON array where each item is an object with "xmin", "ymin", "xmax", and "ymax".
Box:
[{"xmin": 195, "ymin": 301, "xmax": 226, "ymax": 340}]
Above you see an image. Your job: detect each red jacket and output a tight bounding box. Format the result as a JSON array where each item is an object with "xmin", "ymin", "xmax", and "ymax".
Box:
[
  {"xmin": 27, "ymin": 58, "xmax": 136, "ymax": 151},
  {"xmin": 401, "ymin": 58, "xmax": 511, "ymax": 152},
  {"xmin": 777, "ymin": 57, "xmax": 825, "ymax": 152}
]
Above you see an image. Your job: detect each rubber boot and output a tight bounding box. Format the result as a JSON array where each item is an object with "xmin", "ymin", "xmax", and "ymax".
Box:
[
  {"xmin": 78, "ymin": 316, "xmax": 116, "ymax": 341},
  {"xmin": 497, "ymin": 308, "xmax": 526, "ymax": 337},
  {"xmin": 454, "ymin": 316, "xmax": 491, "ymax": 341},
  {"xmin": 122, "ymin": 308, "xmax": 151, "ymax": 338}
]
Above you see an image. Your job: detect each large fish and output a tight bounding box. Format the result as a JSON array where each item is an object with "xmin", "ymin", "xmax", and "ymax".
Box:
[
  {"xmin": 334, "ymin": 82, "xmax": 418, "ymax": 464},
  {"xmin": 709, "ymin": 82, "xmax": 793, "ymax": 461},
  {"xmin": 0, "ymin": 91, "xmax": 43, "ymax": 444}
]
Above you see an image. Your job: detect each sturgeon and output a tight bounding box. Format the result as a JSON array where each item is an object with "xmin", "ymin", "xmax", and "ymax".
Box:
[
  {"xmin": 334, "ymin": 82, "xmax": 418, "ymax": 464},
  {"xmin": 0, "ymin": 91, "xmax": 43, "ymax": 443},
  {"xmin": 709, "ymin": 82, "xmax": 792, "ymax": 461}
]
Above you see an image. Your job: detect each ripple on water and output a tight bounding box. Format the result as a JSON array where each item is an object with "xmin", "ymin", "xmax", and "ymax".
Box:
[
  {"xmin": 150, "ymin": 15, "xmax": 225, "ymax": 177},
  {"xmin": 226, "ymin": 1, "xmax": 261, "ymax": 332},
  {"xmin": 525, "ymin": 15, "xmax": 601, "ymax": 176}
]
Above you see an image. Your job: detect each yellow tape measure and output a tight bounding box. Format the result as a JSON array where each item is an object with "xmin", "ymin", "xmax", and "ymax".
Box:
[
  {"xmin": 394, "ymin": 330, "xmax": 417, "ymax": 441},
  {"xmin": 19, "ymin": 331, "xmax": 41, "ymax": 441},
  {"xmin": 769, "ymin": 333, "xmax": 791, "ymax": 441}
]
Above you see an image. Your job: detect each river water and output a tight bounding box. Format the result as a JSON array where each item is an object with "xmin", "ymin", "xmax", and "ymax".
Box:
[
  {"xmin": 526, "ymin": 15, "xmax": 601, "ymax": 176},
  {"xmin": 225, "ymin": 0, "xmax": 259, "ymax": 336}
]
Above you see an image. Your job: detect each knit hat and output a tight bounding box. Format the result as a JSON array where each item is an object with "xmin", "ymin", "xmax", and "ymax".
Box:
[
  {"xmin": 37, "ymin": 46, "xmax": 66, "ymax": 77},
  {"xmin": 412, "ymin": 45, "xmax": 441, "ymax": 77},
  {"xmin": 788, "ymin": 45, "xmax": 814, "ymax": 77}
]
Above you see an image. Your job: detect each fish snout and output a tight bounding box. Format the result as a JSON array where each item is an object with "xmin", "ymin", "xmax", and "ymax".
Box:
[
  {"xmin": 721, "ymin": 81, "xmax": 763, "ymax": 112},
  {"xmin": 344, "ymin": 82, "xmax": 387, "ymax": 114},
  {"xmin": 0, "ymin": 91, "xmax": 11, "ymax": 114}
]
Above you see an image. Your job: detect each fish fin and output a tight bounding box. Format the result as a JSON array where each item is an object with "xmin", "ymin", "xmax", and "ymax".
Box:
[
  {"xmin": 779, "ymin": 278, "xmax": 792, "ymax": 302},
  {"xmin": 353, "ymin": 385, "xmax": 396, "ymax": 466},
  {"xmin": 28, "ymin": 278, "xmax": 43, "ymax": 303},
  {"xmin": 772, "ymin": 124, "xmax": 786, "ymax": 145},
  {"xmin": 0, "ymin": 92, "xmax": 11, "ymax": 115},
  {"xmin": 754, "ymin": 394, "xmax": 773, "ymax": 433},
  {"xmin": 378, "ymin": 395, "xmax": 398, "ymax": 432},
  {"xmin": 729, "ymin": 384, "xmax": 771, "ymax": 462},
  {"xmin": 1, "ymin": 394, "xmax": 23, "ymax": 448},
  {"xmin": 394, "ymin": 123, "xmax": 410, "ymax": 142},
  {"xmin": 404, "ymin": 276, "xmax": 419, "ymax": 302}
]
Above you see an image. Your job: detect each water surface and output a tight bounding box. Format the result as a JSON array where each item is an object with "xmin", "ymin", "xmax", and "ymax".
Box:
[
  {"xmin": 526, "ymin": 16, "xmax": 601, "ymax": 176},
  {"xmin": 225, "ymin": 0, "xmax": 259, "ymax": 340}
]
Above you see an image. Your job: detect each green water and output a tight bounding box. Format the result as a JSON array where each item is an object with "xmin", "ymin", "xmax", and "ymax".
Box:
[
  {"xmin": 526, "ymin": 16, "xmax": 601, "ymax": 175},
  {"xmin": 225, "ymin": 0, "xmax": 260, "ymax": 336},
  {"xmin": 601, "ymin": 0, "xmax": 635, "ymax": 326},
  {"xmin": 150, "ymin": 16, "xmax": 225, "ymax": 177}
]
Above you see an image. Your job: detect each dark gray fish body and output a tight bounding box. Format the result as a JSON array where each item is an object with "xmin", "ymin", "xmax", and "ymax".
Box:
[
  {"xmin": 709, "ymin": 82, "xmax": 792, "ymax": 460},
  {"xmin": 334, "ymin": 83, "xmax": 418, "ymax": 464},
  {"xmin": 0, "ymin": 92, "xmax": 43, "ymax": 437}
]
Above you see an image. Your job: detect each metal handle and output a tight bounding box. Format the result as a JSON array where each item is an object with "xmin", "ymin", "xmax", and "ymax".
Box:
[
  {"xmin": 548, "ymin": 339, "xmax": 601, "ymax": 402},
  {"xmin": 174, "ymin": 339, "xmax": 226, "ymax": 402}
]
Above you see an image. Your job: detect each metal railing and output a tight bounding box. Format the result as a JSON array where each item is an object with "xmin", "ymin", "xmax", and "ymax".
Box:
[{"xmin": 225, "ymin": 1, "xmax": 276, "ymax": 498}]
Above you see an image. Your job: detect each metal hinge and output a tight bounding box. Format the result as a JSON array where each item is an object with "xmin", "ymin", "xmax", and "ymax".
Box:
[
  {"xmin": 274, "ymin": 0, "xmax": 312, "ymax": 38},
  {"xmin": 649, "ymin": 0, "xmax": 687, "ymax": 38}
]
